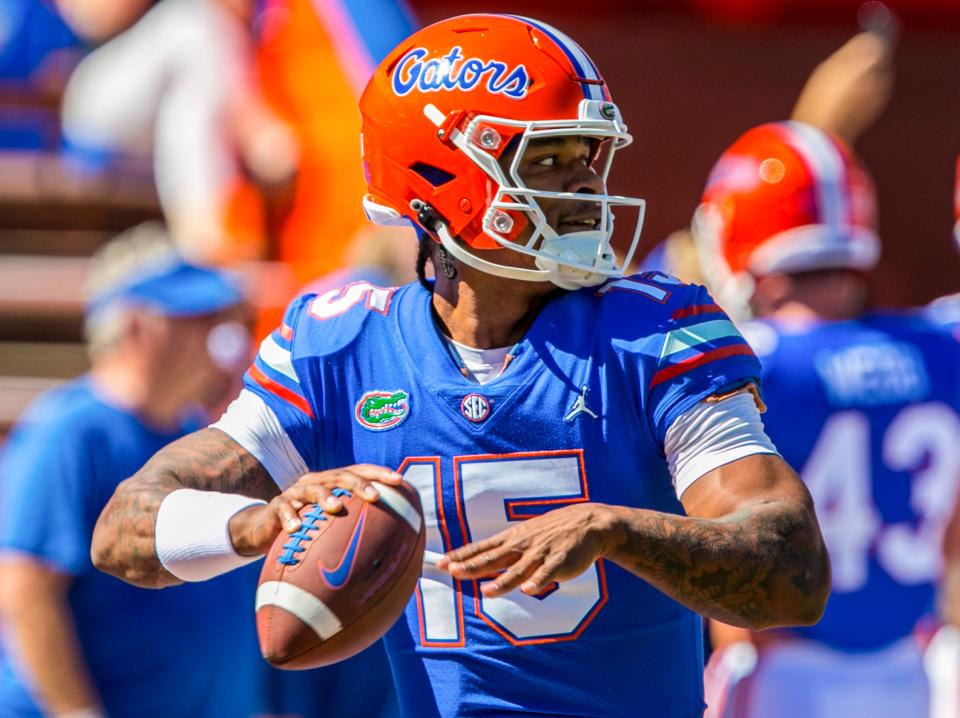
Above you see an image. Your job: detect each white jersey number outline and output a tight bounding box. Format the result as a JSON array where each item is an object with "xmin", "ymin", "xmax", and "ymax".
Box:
[
  {"xmin": 401, "ymin": 451, "xmax": 607, "ymax": 647},
  {"xmin": 802, "ymin": 402, "xmax": 960, "ymax": 592},
  {"xmin": 308, "ymin": 281, "xmax": 394, "ymax": 320}
]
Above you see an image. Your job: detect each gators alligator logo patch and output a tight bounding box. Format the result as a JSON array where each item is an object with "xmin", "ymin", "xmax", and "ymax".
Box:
[{"xmin": 355, "ymin": 390, "xmax": 410, "ymax": 431}]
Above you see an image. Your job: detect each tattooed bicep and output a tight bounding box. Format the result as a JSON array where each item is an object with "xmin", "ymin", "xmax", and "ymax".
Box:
[{"xmin": 142, "ymin": 427, "xmax": 281, "ymax": 500}]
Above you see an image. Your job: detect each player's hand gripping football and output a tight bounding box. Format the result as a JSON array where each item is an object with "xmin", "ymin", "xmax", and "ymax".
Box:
[
  {"xmin": 437, "ymin": 504, "xmax": 622, "ymax": 597},
  {"xmin": 228, "ymin": 464, "xmax": 404, "ymax": 557}
]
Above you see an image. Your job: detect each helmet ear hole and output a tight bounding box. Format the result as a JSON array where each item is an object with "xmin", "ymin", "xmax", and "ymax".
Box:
[{"xmin": 409, "ymin": 163, "xmax": 456, "ymax": 188}]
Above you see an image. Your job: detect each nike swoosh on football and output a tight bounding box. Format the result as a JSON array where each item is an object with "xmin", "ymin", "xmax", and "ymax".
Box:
[{"xmin": 319, "ymin": 508, "xmax": 367, "ymax": 589}]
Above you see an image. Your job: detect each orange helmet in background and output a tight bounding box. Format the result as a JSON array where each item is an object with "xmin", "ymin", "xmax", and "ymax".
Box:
[
  {"xmin": 693, "ymin": 121, "xmax": 880, "ymax": 317},
  {"xmin": 359, "ymin": 14, "xmax": 645, "ymax": 290}
]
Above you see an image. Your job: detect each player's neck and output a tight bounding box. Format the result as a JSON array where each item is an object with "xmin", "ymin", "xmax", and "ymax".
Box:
[
  {"xmin": 765, "ymin": 299, "xmax": 862, "ymax": 323},
  {"xmin": 431, "ymin": 271, "xmax": 558, "ymax": 349},
  {"xmin": 753, "ymin": 272, "xmax": 866, "ymax": 322}
]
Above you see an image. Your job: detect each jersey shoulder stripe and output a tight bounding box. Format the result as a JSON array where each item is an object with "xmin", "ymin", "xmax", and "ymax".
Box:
[
  {"xmin": 651, "ymin": 344, "xmax": 756, "ymax": 388},
  {"xmin": 258, "ymin": 333, "xmax": 297, "ymax": 381},
  {"xmin": 650, "ymin": 294, "xmax": 755, "ymax": 388},
  {"xmin": 671, "ymin": 302, "xmax": 725, "ymax": 321},
  {"xmin": 247, "ymin": 364, "xmax": 314, "ymax": 418},
  {"xmin": 660, "ymin": 319, "xmax": 743, "ymax": 359},
  {"xmin": 244, "ymin": 294, "xmax": 315, "ymax": 418}
]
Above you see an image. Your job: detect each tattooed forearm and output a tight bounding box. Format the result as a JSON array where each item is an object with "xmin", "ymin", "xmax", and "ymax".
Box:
[
  {"xmin": 606, "ymin": 499, "xmax": 829, "ymax": 630},
  {"xmin": 90, "ymin": 428, "xmax": 277, "ymax": 588}
]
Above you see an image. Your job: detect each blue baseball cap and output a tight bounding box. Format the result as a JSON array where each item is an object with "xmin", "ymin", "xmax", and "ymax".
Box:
[{"xmin": 86, "ymin": 258, "xmax": 244, "ymax": 319}]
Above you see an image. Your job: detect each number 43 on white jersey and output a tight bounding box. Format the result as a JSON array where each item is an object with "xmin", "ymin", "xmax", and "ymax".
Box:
[{"xmin": 803, "ymin": 402, "xmax": 960, "ymax": 592}]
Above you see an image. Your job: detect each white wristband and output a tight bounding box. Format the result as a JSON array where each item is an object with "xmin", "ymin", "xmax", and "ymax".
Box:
[{"xmin": 155, "ymin": 489, "xmax": 267, "ymax": 582}]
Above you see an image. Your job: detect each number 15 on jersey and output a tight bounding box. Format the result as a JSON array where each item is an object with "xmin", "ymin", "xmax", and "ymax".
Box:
[{"xmin": 401, "ymin": 451, "xmax": 608, "ymax": 647}]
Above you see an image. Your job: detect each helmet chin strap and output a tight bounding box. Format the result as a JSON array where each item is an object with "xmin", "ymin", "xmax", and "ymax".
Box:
[
  {"xmin": 434, "ymin": 222, "xmax": 614, "ymax": 290},
  {"xmin": 533, "ymin": 231, "xmax": 616, "ymax": 289}
]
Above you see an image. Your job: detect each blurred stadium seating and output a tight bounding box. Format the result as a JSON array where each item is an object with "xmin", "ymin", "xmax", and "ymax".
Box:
[
  {"xmin": 0, "ymin": 146, "xmax": 298, "ymax": 438},
  {"xmin": 0, "ymin": 148, "xmax": 158, "ymax": 434}
]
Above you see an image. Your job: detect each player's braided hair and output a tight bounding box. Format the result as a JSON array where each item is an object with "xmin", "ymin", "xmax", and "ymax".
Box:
[
  {"xmin": 413, "ymin": 215, "xmax": 461, "ymax": 291},
  {"xmin": 415, "ymin": 229, "xmax": 434, "ymax": 292}
]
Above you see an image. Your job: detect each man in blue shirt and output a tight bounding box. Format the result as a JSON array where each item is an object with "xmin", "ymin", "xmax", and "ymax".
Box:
[
  {"xmin": 0, "ymin": 224, "xmax": 262, "ymax": 717},
  {"xmin": 89, "ymin": 16, "xmax": 830, "ymax": 718}
]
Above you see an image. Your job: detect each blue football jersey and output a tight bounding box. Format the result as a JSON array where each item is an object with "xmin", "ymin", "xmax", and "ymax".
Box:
[
  {"xmin": 242, "ymin": 274, "xmax": 761, "ymax": 718},
  {"xmin": 741, "ymin": 314, "xmax": 960, "ymax": 652}
]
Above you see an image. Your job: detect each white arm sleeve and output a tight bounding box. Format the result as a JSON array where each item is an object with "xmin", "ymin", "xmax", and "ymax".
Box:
[
  {"xmin": 211, "ymin": 389, "xmax": 309, "ymax": 490},
  {"xmin": 664, "ymin": 391, "xmax": 779, "ymax": 499}
]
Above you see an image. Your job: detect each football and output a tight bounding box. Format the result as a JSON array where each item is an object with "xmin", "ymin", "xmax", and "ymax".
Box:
[{"xmin": 255, "ymin": 481, "xmax": 425, "ymax": 669}]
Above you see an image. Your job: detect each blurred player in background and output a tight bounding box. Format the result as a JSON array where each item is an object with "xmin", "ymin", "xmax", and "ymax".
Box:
[
  {"xmin": 89, "ymin": 15, "xmax": 828, "ymax": 717},
  {"xmin": 58, "ymin": 0, "xmax": 418, "ymax": 340},
  {"xmin": 696, "ymin": 122, "xmax": 960, "ymax": 718},
  {"xmin": 255, "ymin": 0, "xmax": 416, "ymax": 283},
  {"xmin": 60, "ymin": 0, "xmax": 300, "ymax": 264},
  {"xmin": 643, "ymin": 8, "xmax": 896, "ymax": 285},
  {"xmin": 0, "ymin": 225, "xmax": 264, "ymax": 718}
]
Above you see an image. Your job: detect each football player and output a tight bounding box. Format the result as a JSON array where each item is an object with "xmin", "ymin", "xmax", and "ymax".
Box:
[
  {"xmin": 695, "ymin": 121, "xmax": 960, "ymax": 718},
  {"xmin": 90, "ymin": 15, "xmax": 829, "ymax": 717}
]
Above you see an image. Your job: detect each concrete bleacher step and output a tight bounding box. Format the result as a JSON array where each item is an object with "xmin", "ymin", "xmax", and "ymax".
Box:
[
  {"xmin": 0, "ymin": 152, "xmax": 159, "ymax": 437},
  {"xmin": 0, "ymin": 255, "xmax": 89, "ymax": 341},
  {"xmin": 0, "ymin": 254, "xmax": 298, "ymax": 337},
  {"xmin": 0, "ymin": 376, "xmax": 65, "ymax": 436},
  {"xmin": 0, "ymin": 228, "xmax": 116, "ymax": 257},
  {"xmin": 0, "ymin": 341, "xmax": 88, "ymax": 378},
  {"xmin": 0, "ymin": 151, "xmax": 158, "ymax": 218}
]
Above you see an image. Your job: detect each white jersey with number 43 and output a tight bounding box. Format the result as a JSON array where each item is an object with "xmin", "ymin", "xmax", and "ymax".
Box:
[{"xmin": 743, "ymin": 313, "xmax": 960, "ymax": 651}]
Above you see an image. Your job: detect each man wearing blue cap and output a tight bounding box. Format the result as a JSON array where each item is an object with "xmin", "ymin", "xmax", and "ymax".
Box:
[{"xmin": 0, "ymin": 224, "xmax": 261, "ymax": 718}]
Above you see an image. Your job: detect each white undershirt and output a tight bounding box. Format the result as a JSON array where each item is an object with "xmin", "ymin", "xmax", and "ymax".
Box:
[
  {"xmin": 443, "ymin": 337, "xmax": 512, "ymax": 385},
  {"xmin": 212, "ymin": 388, "xmax": 777, "ymax": 500}
]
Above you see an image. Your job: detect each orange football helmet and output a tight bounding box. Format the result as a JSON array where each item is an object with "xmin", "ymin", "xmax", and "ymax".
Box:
[
  {"xmin": 359, "ymin": 14, "xmax": 645, "ymax": 289},
  {"xmin": 693, "ymin": 121, "xmax": 880, "ymax": 316}
]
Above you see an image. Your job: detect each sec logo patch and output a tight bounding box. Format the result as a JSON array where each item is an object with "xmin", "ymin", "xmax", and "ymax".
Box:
[{"xmin": 460, "ymin": 394, "xmax": 491, "ymax": 423}]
